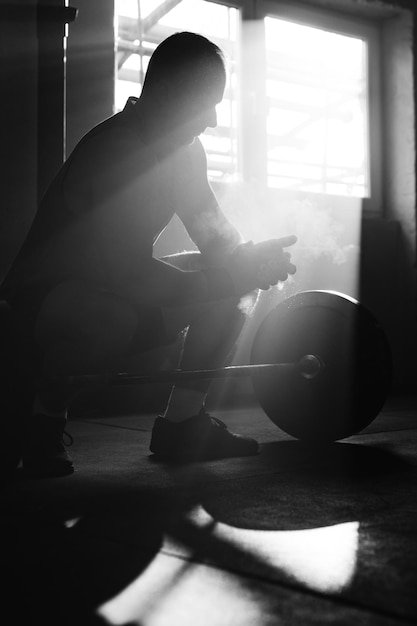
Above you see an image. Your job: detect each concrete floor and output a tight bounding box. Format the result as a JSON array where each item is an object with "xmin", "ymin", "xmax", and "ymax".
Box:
[{"xmin": 1, "ymin": 395, "xmax": 417, "ymax": 625}]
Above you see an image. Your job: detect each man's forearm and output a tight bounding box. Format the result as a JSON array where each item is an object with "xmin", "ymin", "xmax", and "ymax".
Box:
[{"xmin": 199, "ymin": 229, "xmax": 245, "ymax": 268}]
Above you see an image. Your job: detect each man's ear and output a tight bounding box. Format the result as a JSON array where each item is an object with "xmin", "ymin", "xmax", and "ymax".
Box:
[{"xmin": 145, "ymin": 77, "xmax": 172, "ymax": 108}]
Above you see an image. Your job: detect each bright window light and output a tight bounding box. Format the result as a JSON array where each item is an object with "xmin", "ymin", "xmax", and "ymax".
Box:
[{"xmin": 265, "ymin": 16, "xmax": 369, "ymax": 198}]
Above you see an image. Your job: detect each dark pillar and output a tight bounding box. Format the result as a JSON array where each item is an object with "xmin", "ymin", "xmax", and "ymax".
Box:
[
  {"xmin": 0, "ymin": 1, "xmax": 38, "ymax": 281},
  {"xmin": 65, "ymin": 0, "xmax": 115, "ymax": 158},
  {"xmin": 37, "ymin": 0, "xmax": 77, "ymax": 201}
]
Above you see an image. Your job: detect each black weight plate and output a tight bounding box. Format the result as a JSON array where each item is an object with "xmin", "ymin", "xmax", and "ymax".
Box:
[{"xmin": 250, "ymin": 290, "xmax": 392, "ymax": 442}]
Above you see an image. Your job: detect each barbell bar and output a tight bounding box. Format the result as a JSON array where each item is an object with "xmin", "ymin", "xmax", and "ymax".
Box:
[{"xmin": 50, "ymin": 354, "xmax": 323, "ymax": 390}]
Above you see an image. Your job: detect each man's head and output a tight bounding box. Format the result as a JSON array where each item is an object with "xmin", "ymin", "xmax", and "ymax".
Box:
[{"xmin": 141, "ymin": 32, "xmax": 226, "ymax": 146}]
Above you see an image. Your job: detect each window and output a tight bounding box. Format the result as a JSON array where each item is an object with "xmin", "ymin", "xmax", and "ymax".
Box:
[
  {"xmin": 260, "ymin": 1, "xmax": 382, "ymax": 211},
  {"xmin": 265, "ymin": 18, "xmax": 368, "ymax": 196},
  {"xmin": 115, "ymin": 0, "xmax": 382, "ymax": 211}
]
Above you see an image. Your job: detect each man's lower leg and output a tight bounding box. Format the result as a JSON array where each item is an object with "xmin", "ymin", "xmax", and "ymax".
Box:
[{"xmin": 151, "ymin": 296, "xmax": 259, "ymax": 461}]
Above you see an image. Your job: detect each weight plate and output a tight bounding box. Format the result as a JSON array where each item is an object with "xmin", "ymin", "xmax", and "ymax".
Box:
[{"xmin": 250, "ymin": 290, "xmax": 392, "ymax": 442}]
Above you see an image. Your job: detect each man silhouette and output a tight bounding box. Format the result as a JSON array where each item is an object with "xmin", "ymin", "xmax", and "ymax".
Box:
[{"xmin": 1, "ymin": 32, "xmax": 296, "ymax": 475}]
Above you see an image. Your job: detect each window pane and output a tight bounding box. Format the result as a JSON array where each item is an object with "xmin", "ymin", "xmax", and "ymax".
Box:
[
  {"xmin": 115, "ymin": 0, "xmax": 240, "ymax": 182},
  {"xmin": 265, "ymin": 16, "xmax": 369, "ymax": 197}
]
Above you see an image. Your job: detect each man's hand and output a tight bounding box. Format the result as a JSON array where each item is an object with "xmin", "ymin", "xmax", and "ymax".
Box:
[{"xmin": 227, "ymin": 236, "xmax": 297, "ymax": 295}]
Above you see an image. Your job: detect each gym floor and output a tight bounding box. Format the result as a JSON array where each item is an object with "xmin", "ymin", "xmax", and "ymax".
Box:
[{"xmin": 1, "ymin": 390, "xmax": 417, "ymax": 625}]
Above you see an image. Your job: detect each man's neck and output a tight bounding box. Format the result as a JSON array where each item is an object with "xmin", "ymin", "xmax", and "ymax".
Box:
[{"xmin": 132, "ymin": 95, "xmax": 193, "ymax": 157}]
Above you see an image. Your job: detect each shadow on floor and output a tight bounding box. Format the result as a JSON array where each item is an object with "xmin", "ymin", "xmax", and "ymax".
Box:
[{"xmin": 1, "ymin": 428, "xmax": 416, "ymax": 625}]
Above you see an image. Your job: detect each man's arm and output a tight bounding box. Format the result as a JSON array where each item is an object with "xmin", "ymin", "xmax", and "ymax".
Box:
[
  {"xmin": 63, "ymin": 130, "xmax": 233, "ymax": 308},
  {"xmin": 175, "ymin": 139, "xmax": 245, "ymax": 264},
  {"xmin": 174, "ymin": 139, "xmax": 298, "ymax": 293}
]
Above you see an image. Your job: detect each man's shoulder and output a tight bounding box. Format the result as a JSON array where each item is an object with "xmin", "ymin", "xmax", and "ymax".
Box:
[
  {"xmin": 67, "ymin": 112, "xmax": 155, "ymax": 177},
  {"xmin": 81, "ymin": 112, "xmax": 146, "ymax": 155}
]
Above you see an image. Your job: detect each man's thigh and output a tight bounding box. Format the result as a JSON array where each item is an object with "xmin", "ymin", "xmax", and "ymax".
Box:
[{"xmin": 34, "ymin": 280, "xmax": 140, "ymax": 350}]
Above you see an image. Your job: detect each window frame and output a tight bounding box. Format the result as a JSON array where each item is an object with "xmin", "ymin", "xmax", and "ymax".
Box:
[{"xmin": 247, "ymin": 0, "xmax": 383, "ymax": 213}]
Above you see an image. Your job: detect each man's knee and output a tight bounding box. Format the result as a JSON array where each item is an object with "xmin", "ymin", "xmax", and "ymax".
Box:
[
  {"xmin": 205, "ymin": 292, "xmax": 260, "ymax": 332},
  {"xmin": 161, "ymin": 251, "xmax": 259, "ymax": 311},
  {"xmin": 162, "ymin": 290, "xmax": 257, "ymax": 341}
]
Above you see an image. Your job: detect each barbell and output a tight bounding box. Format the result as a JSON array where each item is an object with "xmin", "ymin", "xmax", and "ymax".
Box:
[{"xmin": 38, "ymin": 289, "xmax": 392, "ymax": 443}]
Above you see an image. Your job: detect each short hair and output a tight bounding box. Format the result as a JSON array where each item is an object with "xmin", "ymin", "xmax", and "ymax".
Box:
[{"xmin": 142, "ymin": 31, "xmax": 226, "ymax": 94}]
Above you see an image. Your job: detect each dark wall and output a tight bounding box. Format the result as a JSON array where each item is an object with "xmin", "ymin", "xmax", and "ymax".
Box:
[
  {"xmin": 65, "ymin": 0, "xmax": 115, "ymax": 157},
  {"xmin": 0, "ymin": 0, "xmax": 38, "ymax": 283},
  {"xmin": 0, "ymin": 0, "xmax": 74, "ymax": 281}
]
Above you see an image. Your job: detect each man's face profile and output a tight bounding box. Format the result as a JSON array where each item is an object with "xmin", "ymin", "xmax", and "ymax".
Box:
[{"xmin": 169, "ymin": 78, "xmax": 225, "ymax": 146}]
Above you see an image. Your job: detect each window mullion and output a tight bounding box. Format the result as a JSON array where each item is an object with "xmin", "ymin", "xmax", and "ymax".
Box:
[{"xmin": 240, "ymin": 17, "xmax": 268, "ymax": 185}]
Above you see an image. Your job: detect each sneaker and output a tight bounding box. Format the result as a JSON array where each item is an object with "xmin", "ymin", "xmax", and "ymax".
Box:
[
  {"xmin": 22, "ymin": 414, "xmax": 74, "ymax": 477},
  {"xmin": 150, "ymin": 409, "xmax": 259, "ymax": 462}
]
